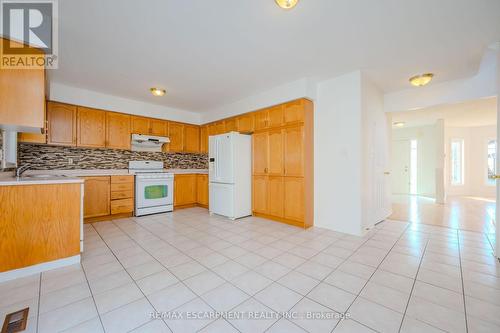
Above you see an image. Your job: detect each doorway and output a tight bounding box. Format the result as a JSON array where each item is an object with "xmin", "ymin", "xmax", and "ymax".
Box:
[{"xmin": 391, "ymin": 139, "xmax": 418, "ymax": 194}]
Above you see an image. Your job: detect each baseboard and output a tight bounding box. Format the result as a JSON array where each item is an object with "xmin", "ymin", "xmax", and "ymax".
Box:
[
  {"xmin": 84, "ymin": 212, "xmax": 133, "ymax": 223},
  {"xmin": 0, "ymin": 255, "xmax": 81, "ymax": 283},
  {"xmin": 175, "ymin": 203, "xmax": 208, "ymax": 210}
]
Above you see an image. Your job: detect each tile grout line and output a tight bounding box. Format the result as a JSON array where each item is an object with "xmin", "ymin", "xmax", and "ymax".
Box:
[
  {"xmin": 396, "ymin": 233, "xmax": 430, "ymax": 333},
  {"xmin": 456, "ymin": 230, "xmax": 469, "ymax": 333},
  {"xmin": 79, "ymin": 255, "xmax": 107, "ymax": 333}
]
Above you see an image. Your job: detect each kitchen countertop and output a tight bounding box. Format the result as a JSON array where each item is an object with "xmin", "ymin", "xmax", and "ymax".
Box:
[{"xmin": 0, "ymin": 172, "xmax": 84, "ymax": 186}]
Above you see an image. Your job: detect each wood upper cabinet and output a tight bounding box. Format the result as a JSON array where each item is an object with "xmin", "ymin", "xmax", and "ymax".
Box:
[
  {"xmin": 284, "ymin": 125, "xmax": 304, "ymax": 176},
  {"xmin": 268, "ymin": 176, "xmax": 284, "ymax": 218},
  {"xmin": 196, "ymin": 174, "xmax": 209, "ymax": 206},
  {"xmin": 168, "ymin": 122, "xmax": 184, "ymax": 152},
  {"xmin": 237, "ymin": 113, "xmax": 255, "ymax": 133},
  {"xmin": 106, "ymin": 112, "xmax": 131, "ymax": 150},
  {"xmin": 184, "ymin": 125, "xmax": 200, "ymax": 153},
  {"xmin": 174, "ymin": 174, "xmax": 197, "ymax": 206},
  {"xmin": 268, "ymin": 105, "xmax": 284, "ymax": 128},
  {"xmin": 150, "ymin": 119, "xmax": 168, "ymax": 136},
  {"xmin": 253, "ymin": 132, "xmax": 268, "ymax": 175},
  {"xmin": 200, "ymin": 125, "xmax": 208, "ymax": 153},
  {"xmin": 254, "ymin": 109, "xmax": 269, "ymax": 130},
  {"xmin": 284, "ymin": 100, "xmax": 305, "ymax": 124},
  {"xmin": 224, "ymin": 118, "xmax": 237, "ymax": 132},
  {"xmin": 268, "ymin": 129, "xmax": 284, "ymax": 175},
  {"xmin": 18, "ymin": 131, "xmax": 46, "ymax": 144},
  {"xmin": 0, "ymin": 38, "xmax": 45, "ymax": 131},
  {"xmin": 77, "ymin": 107, "xmax": 106, "ymax": 148},
  {"xmin": 284, "ymin": 177, "xmax": 304, "ymax": 222},
  {"xmin": 82, "ymin": 176, "xmax": 110, "ymax": 218},
  {"xmin": 47, "ymin": 101, "xmax": 77, "ymax": 146},
  {"xmin": 131, "ymin": 116, "xmax": 150, "ymax": 135},
  {"xmin": 252, "ymin": 176, "xmax": 268, "ymax": 214}
]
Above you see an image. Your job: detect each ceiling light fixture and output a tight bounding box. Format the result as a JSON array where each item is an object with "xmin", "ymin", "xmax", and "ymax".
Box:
[
  {"xmin": 393, "ymin": 122, "xmax": 406, "ymax": 128},
  {"xmin": 150, "ymin": 88, "xmax": 166, "ymax": 97},
  {"xmin": 409, "ymin": 73, "xmax": 434, "ymax": 87},
  {"xmin": 275, "ymin": 0, "xmax": 299, "ymax": 9}
]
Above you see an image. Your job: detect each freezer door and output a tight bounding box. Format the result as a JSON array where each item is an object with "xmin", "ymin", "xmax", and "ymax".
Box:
[
  {"xmin": 209, "ymin": 134, "xmax": 234, "ymax": 184},
  {"xmin": 209, "ymin": 182, "xmax": 234, "ymax": 218}
]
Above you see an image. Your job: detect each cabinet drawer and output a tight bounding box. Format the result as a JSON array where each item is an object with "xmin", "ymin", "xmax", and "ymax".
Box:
[
  {"xmin": 111, "ymin": 198, "xmax": 134, "ymax": 214},
  {"xmin": 111, "ymin": 183, "xmax": 134, "ymax": 192},
  {"xmin": 111, "ymin": 190, "xmax": 134, "ymax": 200},
  {"xmin": 111, "ymin": 175, "xmax": 134, "ymax": 184}
]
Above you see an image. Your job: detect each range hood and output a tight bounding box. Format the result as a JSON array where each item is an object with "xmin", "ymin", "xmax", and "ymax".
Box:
[{"xmin": 131, "ymin": 134, "xmax": 170, "ymax": 152}]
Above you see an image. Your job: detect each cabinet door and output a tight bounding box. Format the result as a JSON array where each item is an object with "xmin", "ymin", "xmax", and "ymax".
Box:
[
  {"xmin": 237, "ymin": 113, "xmax": 255, "ymax": 133},
  {"xmin": 18, "ymin": 131, "xmax": 46, "ymax": 144},
  {"xmin": 268, "ymin": 105, "xmax": 284, "ymax": 128},
  {"xmin": 174, "ymin": 174, "xmax": 197, "ymax": 206},
  {"xmin": 268, "ymin": 129, "xmax": 284, "ymax": 175},
  {"xmin": 184, "ymin": 125, "xmax": 200, "ymax": 153},
  {"xmin": 207, "ymin": 123, "xmax": 218, "ymax": 136},
  {"xmin": 168, "ymin": 122, "xmax": 185, "ymax": 152},
  {"xmin": 77, "ymin": 107, "xmax": 106, "ymax": 148},
  {"xmin": 252, "ymin": 176, "xmax": 268, "ymax": 214},
  {"xmin": 215, "ymin": 121, "xmax": 225, "ymax": 135},
  {"xmin": 200, "ymin": 125, "xmax": 208, "ymax": 153},
  {"xmin": 284, "ymin": 177, "xmax": 304, "ymax": 222},
  {"xmin": 252, "ymin": 132, "xmax": 268, "ymax": 175},
  {"xmin": 83, "ymin": 176, "xmax": 110, "ymax": 218},
  {"xmin": 131, "ymin": 116, "xmax": 150, "ymax": 135},
  {"xmin": 254, "ymin": 110, "xmax": 269, "ymax": 130},
  {"xmin": 47, "ymin": 101, "xmax": 77, "ymax": 146},
  {"xmin": 284, "ymin": 126, "xmax": 304, "ymax": 176},
  {"xmin": 268, "ymin": 176, "xmax": 284, "ymax": 218},
  {"xmin": 224, "ymin": 118, "xmax": 237, "ymax": 132},
  {"xmin": 106, "ymin": 112, "xmax": 131, "ymax": 149},
  {"xmin": 196, "ymin": 174, "xmax": 209, "ymax": 206},
  {"xmin": 284, "ymin": 100, "xmax": 305, "ymax": 124},
  {"xmin": 150, "ymin": 119, "xmax": 168, "ymax": 136}
]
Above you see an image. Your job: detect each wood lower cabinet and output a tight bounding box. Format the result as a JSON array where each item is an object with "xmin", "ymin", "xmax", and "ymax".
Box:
[
  {"xmin": 284, "ymin": 177, "xmax": 305, "ymax": 223},
  {"xmin": 252, "ymin": 176, "xmax": 268, "ymax": 214},
  {"xmin": 82, "ymin": 176, "xmax": 110, "ymax": 218},
  {"xmin": 168, "ymin": 122, "xmax": 184, "ymax": 152},
  {"xmin": 196, "ymin": 174, "xmax": 209, "ymax": 207},
  {"xmin": 47, "ymin": 101, "xmax": 77, "ymax": 146},
  {"xmin": 106, "ymin": 112, "xmax": 131, "ymax": 149},
  {"xmin": 284, "ymin": 125, "xmax": 304, "ymax": 176},
  {"xmin": 185, "ymin": 125, "xmax": 200, "ymax": 153},
  {"xmin": 77, "ymin": 107, "xmax": 106, "ymax": 148},
  {"xmin": 174, "ymin": 174, "xmax": 197, "ymax": 207},
  {"xmin": 268, "ymin": 176, "xmax": 284, "ymax": 218}
]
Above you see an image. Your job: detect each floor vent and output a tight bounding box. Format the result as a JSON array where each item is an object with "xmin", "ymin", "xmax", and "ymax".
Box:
[{"xmin": 1, "ymin": 308, "xmax": 29, "ymax": 333}]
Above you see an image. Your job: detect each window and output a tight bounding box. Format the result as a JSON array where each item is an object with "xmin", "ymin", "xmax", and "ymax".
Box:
[
  {"xmin": 487, "ymin": 139, "xmax": 497, "ymax": 185},
  {"xmin": 451, "ymin": 139, "xmax": 464, "ymax": 185}
]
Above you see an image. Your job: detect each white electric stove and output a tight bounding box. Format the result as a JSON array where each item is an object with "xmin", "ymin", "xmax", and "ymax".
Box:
[{"xmin": 129, "ymin": 161, "xmax": 174, "ymax": 216}]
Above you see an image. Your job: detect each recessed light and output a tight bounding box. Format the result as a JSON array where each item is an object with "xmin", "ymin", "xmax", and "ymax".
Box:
[
  {"xmin": 393, "ymin": 122, "xmax": 405, "ymax": 128},
  {"xmin": 150, "ymin": 88, "xmax": 166, "ymax": 97},
  {"xmin": 275, "ymin": 0, "xmax": 299, "ymax": 9},
  {"xmin": 409, "ymin": 73, "xmax": 434, "ymax": 87}
]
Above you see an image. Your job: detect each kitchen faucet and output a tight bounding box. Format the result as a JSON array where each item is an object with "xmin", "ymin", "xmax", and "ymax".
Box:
[{"xmin": 15, "ymin": 164, "xmax": 31, "ymax": 178}]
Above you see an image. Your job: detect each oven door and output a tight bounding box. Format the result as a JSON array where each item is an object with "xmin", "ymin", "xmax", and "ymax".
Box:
[{"xmin": 136, "ymin": 178, "xmax": 173, "ymax": 209}]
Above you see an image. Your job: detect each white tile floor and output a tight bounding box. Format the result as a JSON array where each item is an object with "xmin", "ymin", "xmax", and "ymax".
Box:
[{"xmin": 1, "ymin": 207, "xmax": 499, "ymax": 333}]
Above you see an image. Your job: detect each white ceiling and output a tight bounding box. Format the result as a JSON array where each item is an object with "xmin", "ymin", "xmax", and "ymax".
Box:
[
  {"xmin": 391, "ymin": 97, "xmax": 497, "ymax": 128},
  {"xmin": 50, "ymin": 0, "xmax": 500, "ymax": 112}
]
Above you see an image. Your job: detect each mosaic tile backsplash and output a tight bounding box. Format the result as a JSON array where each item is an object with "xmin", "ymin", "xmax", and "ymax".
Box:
[{"xmin": 18, "ymin": 143, "xmax": 208, "ymax": 170}]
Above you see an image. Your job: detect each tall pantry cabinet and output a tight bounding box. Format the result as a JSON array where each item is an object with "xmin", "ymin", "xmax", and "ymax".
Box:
[{"xmin": 251, "ymin": 98, "xmax": 313, "ymax": 228}]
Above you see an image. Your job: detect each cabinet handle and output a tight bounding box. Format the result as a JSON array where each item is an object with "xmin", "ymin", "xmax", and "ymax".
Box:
[{"xmin": 264, "ymin": 168, "xmax": 268, "ymax": 173}]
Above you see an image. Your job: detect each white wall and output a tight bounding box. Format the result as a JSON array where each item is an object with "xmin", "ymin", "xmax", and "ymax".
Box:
[
  {"xmin": 445, "ymin": 125, "xmax": 496, "ymax": 198},
  {"xmin": 49, "ymin": 82, "xmax": 202, "ymax": 124},
  {"xmin": 314, "ymin": 71, "xmax": 363, "ymax": 235},
  {"xmin": 201, "ymin": 78, "xmax": 317, "ymax": 123},
  {"xmin": 392, "ymin": 125, "xmax": 438, "ymax": 197}
]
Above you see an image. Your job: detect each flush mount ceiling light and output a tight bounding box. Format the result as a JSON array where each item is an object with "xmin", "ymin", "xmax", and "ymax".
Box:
[
  {"xmin": 409, "ymin": 73, "xmax": 434, "ymax": 87},
  {"xmin": 275, "ymin": 0, "xmax": 299, "ymax": 9},
  {"xmin": 150, "ymin": 88, "xmax": 166, "ymax": 97},
  {"xmin": 393, "ymin": 122, "xmax": 405, "ymax": 128}
]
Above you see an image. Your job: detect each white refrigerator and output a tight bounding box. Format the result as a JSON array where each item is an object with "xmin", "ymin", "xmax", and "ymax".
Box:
[{"xmin": 209, "ymin": 132, "xmax": 252, "ymax": 219}]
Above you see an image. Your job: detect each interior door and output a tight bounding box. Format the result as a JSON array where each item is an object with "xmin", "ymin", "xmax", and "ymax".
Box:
[{"xmin": 391, "ymin": 140, "xmax": 411, "ymax": 194}]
